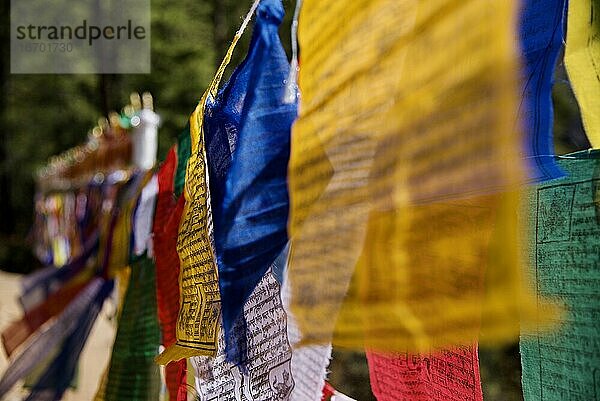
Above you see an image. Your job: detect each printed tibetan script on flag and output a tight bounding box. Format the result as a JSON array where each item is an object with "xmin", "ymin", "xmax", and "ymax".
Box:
[{"xmin": 288, "ymin": 0, "xmax": 558, "ymax": 352}]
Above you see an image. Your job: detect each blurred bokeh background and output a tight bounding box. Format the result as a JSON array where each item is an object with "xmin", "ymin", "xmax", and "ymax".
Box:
[{"xmin": 0, "ymin": 0, "xmax": 590, "ymax": 399}]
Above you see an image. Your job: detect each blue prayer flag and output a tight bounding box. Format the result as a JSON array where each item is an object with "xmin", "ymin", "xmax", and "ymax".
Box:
[
  {"xmin": 519, "ymin": 0, "xmax": 567, "ymax": 181},
  {"xmin": 208, "ymin": 0, "xmax": 296, "ymax": 363}
]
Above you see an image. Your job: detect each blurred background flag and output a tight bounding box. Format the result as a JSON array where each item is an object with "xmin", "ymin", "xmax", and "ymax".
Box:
[
  {"xmin": 23, "ymin": 280, "xmax": 113, "ymax": 401},
  {"xmin": 0, "ymin": 278, "xmax": 105, "ymax": 398},
  {"xmin": 2, "ymin": 276, "xmax": 91, "ymax": 357}
]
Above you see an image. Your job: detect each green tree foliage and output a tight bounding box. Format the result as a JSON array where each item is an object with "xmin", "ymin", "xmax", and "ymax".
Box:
[{"xmin": 0, "ymin": 0, "xmax": 295, "ymax": 272}]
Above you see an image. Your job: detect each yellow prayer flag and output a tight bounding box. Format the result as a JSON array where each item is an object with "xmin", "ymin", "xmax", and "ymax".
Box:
[
  {"xmin": 106, "ymin": 171, "xmax": 153, "ymax": 278},
  {"xmin": 155, "ymin": 85, "xmax": 221, "ymax": 363},
  {"xmin": 565, "ymin": 0, "xmax": 600, "ymax": 148},
  {"xmin": 156, "ymin": 13, "xmax": 255, "ymax": 363},
  {"xmin": 288, "ymin": 0, "xmax": 559, "ymax": 352}
]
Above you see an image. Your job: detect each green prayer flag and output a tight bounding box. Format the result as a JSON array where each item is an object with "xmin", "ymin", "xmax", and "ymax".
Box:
[
  {"xmin": 175, "ymin": 126, "xmax": 191, "ymax": 198},
  {"xmin": 104, "ymin": 256, "xmax": 161, "ymax": 401},
  {"xmin": 521, "ymin": 150, "xmax": 600, "ymax": 401}
]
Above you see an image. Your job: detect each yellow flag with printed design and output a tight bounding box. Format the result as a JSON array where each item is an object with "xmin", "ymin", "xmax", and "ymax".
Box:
[{"xmin": 288, "ymin": 0, "xmax": 560, "ymax": 352}]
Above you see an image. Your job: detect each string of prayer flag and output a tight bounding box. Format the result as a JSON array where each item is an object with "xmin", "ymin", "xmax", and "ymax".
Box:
[
  {"xmin": 14, "ymin": 0, "xmax": 600, "ymax": 398},
  {"xmin": 18, "ymin": 99, "xmax": 165, "ymax": 400}
]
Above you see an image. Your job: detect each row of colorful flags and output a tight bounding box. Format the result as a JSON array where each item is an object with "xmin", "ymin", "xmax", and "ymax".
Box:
[{"xmin": 0, "ymin": 0, "xmax": 598, "ymax": 400}]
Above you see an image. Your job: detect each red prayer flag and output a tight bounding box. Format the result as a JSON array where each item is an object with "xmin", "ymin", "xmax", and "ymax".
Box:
[
  {"xmin": 153, "ymin": 147, "xmax": 187, "ymax": 401},
  {"xmin": 321, "ymin": 381, "xmax": 336, "ymax": 401},
  {"xmin": 367, "ymin": 345, "xmax": 483, "ymax": 401}
]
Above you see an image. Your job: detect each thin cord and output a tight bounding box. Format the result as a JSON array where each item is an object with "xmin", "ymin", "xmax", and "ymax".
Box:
[
  {"xmin": 236, "ymin": 0, "xmax": 261, "ymax": 39},
  {"xmin": 284, "ymin": 0, "xmax": 302, "ymax": 104},
  {"xmin": 209, "ymin": 0, "xmax": 261, "ymax": 99},
  {"xmin": 290, "ymin": 0, "xmax": 302, "ymax": 65},
  {"xmin": 558, "ymin": 148, "xmax": 597, "ymax": 159}
]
